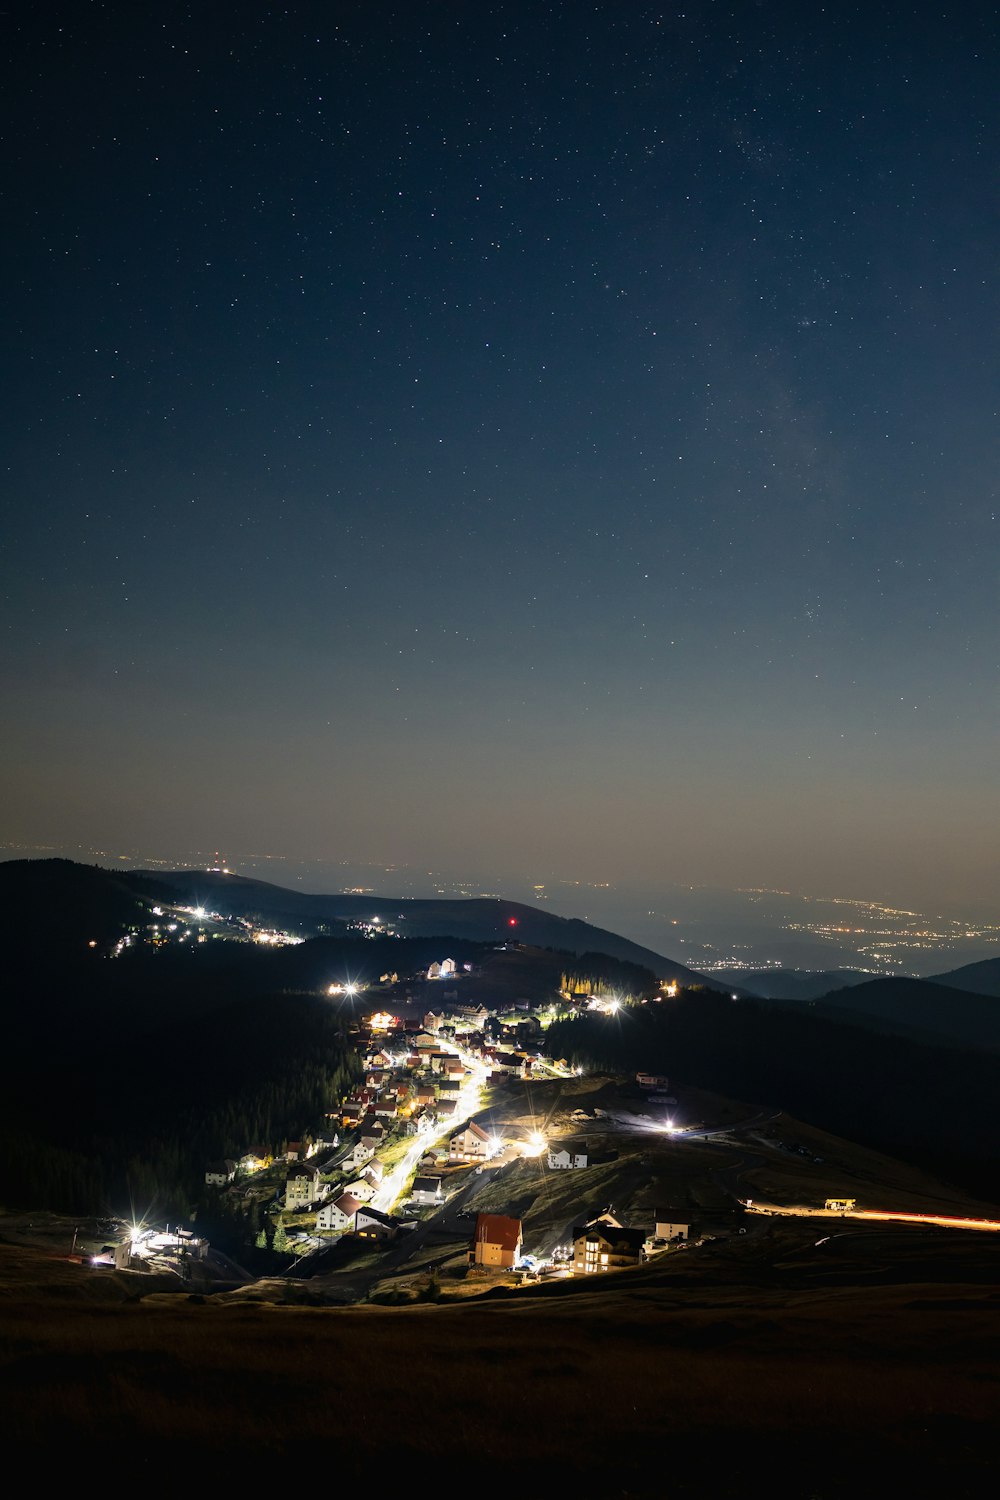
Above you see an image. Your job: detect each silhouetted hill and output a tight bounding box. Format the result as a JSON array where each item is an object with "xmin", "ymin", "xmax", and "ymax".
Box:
[
  {"xmin": 545, "ymin": 991, "xmax": 1000, "ymax": 1194},
  {"xmin": 928, "ymin": 954, "xmax": 1000, "ymax": 998},
  {"xmin": 815, "ymin": 975, "xmax": 1000, "ymax": 1050},
  {"xmin": 139, "ymin": 867, "xmax": 728, "ymax": 989},
  {"xmin": 712, "ymin": 967, "xmax": 871, "ymax": 1001},
  {"xmin": 0, "ymin": 857, "xmax": 734, "ymax": 993},
  {"xmin": 0, "ymin": 858, "xmax": 176, "ymax": 958}
]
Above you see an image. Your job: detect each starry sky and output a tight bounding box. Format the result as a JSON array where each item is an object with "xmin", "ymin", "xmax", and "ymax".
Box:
[{"xmin": 2, "ymin": 1, "xmax": 997, "ymax": 919}]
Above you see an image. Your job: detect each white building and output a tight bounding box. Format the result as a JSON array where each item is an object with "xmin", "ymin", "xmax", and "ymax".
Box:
[
  {"xmin": 449, "ymin": 1121, "xmax": 493, "ymax": 1163},
  {"xmin": 341, "ymin": 1141, "xmax": 373, "ymax": 1173},
  {"xmin": 547, "ymin": 1148, "xmax": 588, "ymax": 1170},
  {"xmin": 410, "ymin": 1174, "xmax": 444, "ymax": 1206},
  {"xmin": 285, "ymin": 1165, "xmax": 328, "ymax": 1210},
  {"xmin": 317, "ymin": 1192, "xmax": 363, "ymax": 1232},
  {"xmin": 341, "ymin": 1175, "xmax": 377, "ymax": 1204},
  {"xmin": 655, "ymin": 1219, "xmax": 690, "ymax": 1241}
]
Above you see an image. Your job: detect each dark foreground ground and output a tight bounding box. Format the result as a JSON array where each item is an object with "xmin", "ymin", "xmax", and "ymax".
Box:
[{"xmin": 2, "ymin": 1219, "xmax": 1000, "ymax": 1498}]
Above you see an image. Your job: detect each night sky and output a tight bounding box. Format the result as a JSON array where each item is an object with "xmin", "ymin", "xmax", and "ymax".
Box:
[{"xmin": 3, "ymin": 2, "xmax": 997, "ymax": 916}]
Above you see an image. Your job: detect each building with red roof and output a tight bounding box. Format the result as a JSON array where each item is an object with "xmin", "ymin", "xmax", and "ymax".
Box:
[{"xmin": 471, "ymin": 1213, "xmax": 523, "ymax": 1269}]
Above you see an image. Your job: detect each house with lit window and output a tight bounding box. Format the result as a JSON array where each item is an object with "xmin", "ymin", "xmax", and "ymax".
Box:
[
  {"xmin": 411, "ymin": 1174, "xmax": 444, "ymax": 1206},
  {"xmin": 470, "ymin": 1213, "xmax": 523, "ymax": 1269},
  {"xmin": 354, "ymin": 1206, "xmax": 409, "ymax": 1241},
  {"xmin": 285, "ymin": 1164, "xmax": 324, "ymax": 1210},
  {"xmin": 490, "ymin": 1051, "xmax": 528, "ymax": 1078},
  {"xmin": 317, "ymin": 1192, "xmax": 363, "ymax": 1233},
  {"xmin": 572, "ymin": 1214, "xmax": 646, "ymax": 1275},
  {"xmin": 449, "ymin": 1120, "xmax": 492, "ymax": 1163}
]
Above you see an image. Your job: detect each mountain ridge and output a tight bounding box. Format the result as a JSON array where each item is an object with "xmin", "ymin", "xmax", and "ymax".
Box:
[
  {"xmin": 812, "ymin": 973, "xmax": 1000, "ymax": 1050},
  {"xmin": 0, "ymin": 858, "xmax": 732, "ymax": 993}
]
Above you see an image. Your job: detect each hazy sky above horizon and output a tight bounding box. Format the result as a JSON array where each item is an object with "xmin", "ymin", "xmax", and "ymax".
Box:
[{"xmin": 3, "ymin": 2, "xmax": 997, "ymax": 917}]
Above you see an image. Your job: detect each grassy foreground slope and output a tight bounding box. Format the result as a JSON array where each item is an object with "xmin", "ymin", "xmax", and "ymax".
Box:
[{"xmin": 1, "ymin": 1228, "xmax": 998, "ymax": 1497}]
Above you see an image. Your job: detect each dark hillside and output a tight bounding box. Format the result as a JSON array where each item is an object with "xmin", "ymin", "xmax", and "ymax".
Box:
[
  {"xmin": 0, "ymin": 858, "xmax": 727, "ymax": 989},
  {"xmin": 0, "ymin": 932, "xmax": 486, "ymax": 1063},
  {"xmin": 142, "ymin": 867, "xmax": 725, "ymax": 987},
  {"xmin": 0, "ymin": 857, "xmax": 175, "ymax": 958},
  {"xmin": 545, "ymin": 993, "xmax": 1000, "ymax": 1197},
  {"xmin": 815, "ymin": 975, "xmax": 1000, "ymax": 1050},
  {"xmin": 929, "ymin": 954, "xmax": 1000, "ymax": 998},
  {"xmin": 2, "ymin": 1225, "xmax": 1000, "ymax": 1496},
  {"xmin": 0, "ymin": 987, "xmax": 360, "ymax": 1216},
  {"xmin": 714, "ymin": 967, "xmax": 872, "ymax": 1000}
]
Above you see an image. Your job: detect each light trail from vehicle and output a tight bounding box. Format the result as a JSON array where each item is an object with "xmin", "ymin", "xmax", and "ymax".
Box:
[{"xmin": 744, "ymin": 1203, "xmax": 1000, "ymax": 1233}]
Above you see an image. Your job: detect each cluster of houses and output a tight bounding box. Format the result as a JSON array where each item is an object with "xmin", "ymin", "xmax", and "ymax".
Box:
[
  {"xmin": 204, "ymin": 1137, "xmax": 331, "ymax": 1189},
  {"xmin": 203, "ymin": 997, "xmax": 539, "ymax": 1244},
  {"xmin": 201, "ymin": 988, "xmax": 695, "ymax": 1282},
  {"xmin": 467, "ymin": 1211, "xmax": 693, "ymax": 1277},
  {"xmin": 334, "ymin": 1010, "xmax": 534, "ymax": 1148}
]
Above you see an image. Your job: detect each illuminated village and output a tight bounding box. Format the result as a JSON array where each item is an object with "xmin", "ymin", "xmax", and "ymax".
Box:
[{"xmin": 88, "ymin": 947, "xmax": 707, "ymax": 1290}]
